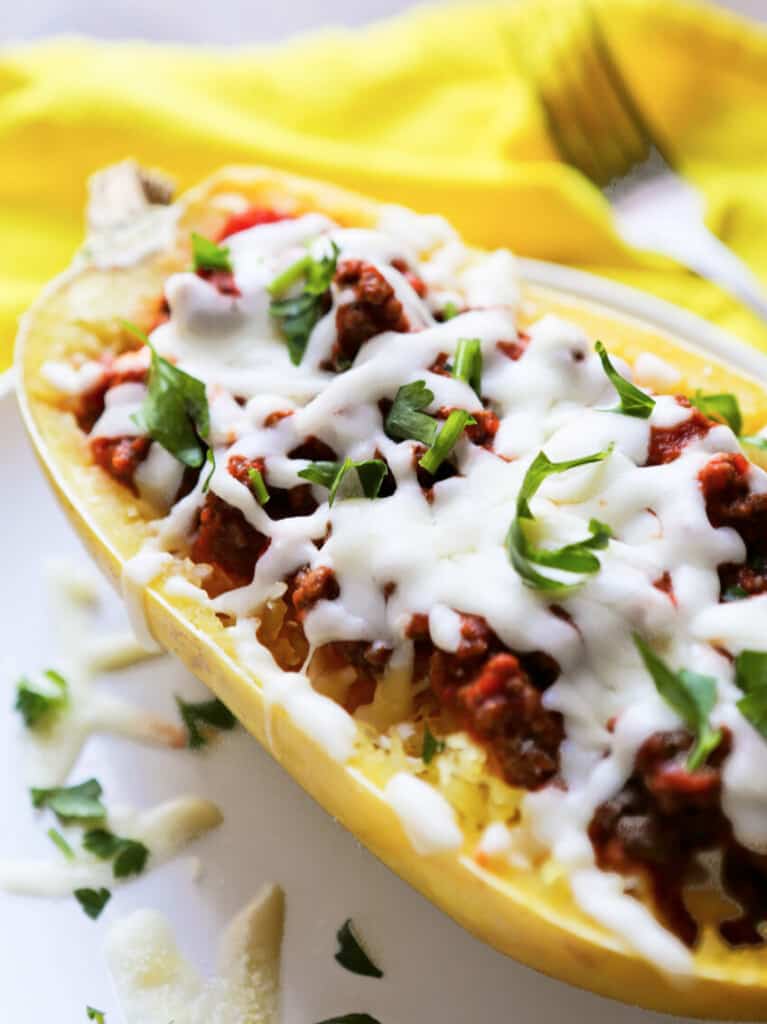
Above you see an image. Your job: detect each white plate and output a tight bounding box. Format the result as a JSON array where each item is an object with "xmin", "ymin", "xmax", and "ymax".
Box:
[{"xmin": 4, "ymin": 263, "xmax": 765, "ymax": 1024}]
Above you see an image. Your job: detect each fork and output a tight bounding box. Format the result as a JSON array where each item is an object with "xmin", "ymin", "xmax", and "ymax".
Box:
[{"xmin": 527, "ymin": 0, "xmax": 767, "ymax": 322}]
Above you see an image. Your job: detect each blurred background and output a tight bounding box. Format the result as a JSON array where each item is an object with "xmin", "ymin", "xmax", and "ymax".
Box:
[{"xmin": 4, "ymin": 0, "xmax": 765, "ymax": 42}]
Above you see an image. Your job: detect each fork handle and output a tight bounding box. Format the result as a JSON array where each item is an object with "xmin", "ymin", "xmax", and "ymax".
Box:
[{"xmin": 612, "ymin": 181, "xmax": 767, "ymax": 324}]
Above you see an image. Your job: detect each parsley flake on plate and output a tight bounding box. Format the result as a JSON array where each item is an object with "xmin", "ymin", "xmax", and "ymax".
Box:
[
  {"xmin": 334, "ymin": 919, "xmax": 384, "ymax": 978},
  {"xmin": 299, "ymin": 458, "xmax": 387, "ymax": 505},
  {"xmin": 269, "ymin": 242, "xmax": 340, "ymax": 365},
  {"xmin": 86, "ymin": 1007, "xmax": 106, "ymax": 1022},
  {"xmin": 83, "ymin": 829, "xmax": 149, "ymax": 879},
  {"xmin": 421, "ymin": 724, "xmax": 446, "ymax": 765},
  {"xmin": 122, "ymin": 320, "xmax": 212, "ymax": 472},
  {"xmin": 595, "ymin": 341, "xmax": 655, "ymax": 419},
  {"xmin": 14, "ymin": 668, "xmax": 69, "ymax": 729},
  {"xmin": 191, "ymin": 232, "xmax": 233, "ymax": 274},
  {"xmin": 74, "ymin": 887, "xmax": 111, "ymax": 920},
  {"xmin": 176, "ymin": 695, "xmax": 237, "ymax": 750},
  {"xmin": 31, "ymin": 778, "xmax": 106, "ymax": 822},
  {"xmin": 47, "ymin": 827, "xmax": 75, "ymax": 860},
  {"xmin": 633, "ymin": 634, "xmax": 722, "ymax": 769},
  {"xmin": 506, "ymin": 447, "xmax": 613, "ymax": 595}
]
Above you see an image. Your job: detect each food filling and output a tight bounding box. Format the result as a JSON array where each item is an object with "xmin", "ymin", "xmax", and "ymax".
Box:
[{"xmin": 48, "ymin": 198, "xmax": 767, "ymax": 970}]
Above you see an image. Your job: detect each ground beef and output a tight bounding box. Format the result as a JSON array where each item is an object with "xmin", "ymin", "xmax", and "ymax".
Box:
[
  {"xmin": 497, "ymin": 331, "xmax": 530, "ymax": 362},
  {"xmin": 646, "ymin": 399, "xmax": 711, "ymax": 466},
  {"xmin": 719, "ymin": 557, "xmax": 767, "ymax": 599},
  {"xmin": 424, "ymin": 613, "xmax": 563, "ymax": 790},
  {"xmin": 291, "ymin": 566, "xmax": 340, "ymax": 620},
  {"xmin": 228, "ymin": 453, "xmax": 318, "ymax": 520},
  {"xmin": 390, "ymin": 257, "xmax": 427, "ymax": 298},
  {"xmin": 190, "ymin": 493, "xmax": 269, "ymax": 596},
  {"xmin": 590, "ymin": 727, "xmax": 767, "ymax": 948},
  {"xmin": 90, "ymin": 435, "xmax": 151, "ymax": 488},
  {"xmin": 329, "ymin": 259, "xmax": 410, "ymax": 370},
  {"xmin": 216, "ymin": 206, "xmax": 293, "ymax": 241},
  {"xmin": 196, "ymin": 267, "xmax": 241, "ymax": 297}
]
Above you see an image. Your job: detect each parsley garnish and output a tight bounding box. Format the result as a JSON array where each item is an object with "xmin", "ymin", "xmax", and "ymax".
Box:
[
  {"xmin": 452, "ymin": 337, "xmax": 482, "ymax": 395},
  {"xmin": 74, "ymin": 887, "xmax": 111, "ymax": 920},
  {"xmin": 247, "ymin": 467, "xmax": 270, "ymax": 505},
  {"xmin": 334, "ymin": 919, "xmax": 383, "ymax": 978},
  {"xmin": 191, "ymin": 232, "xmax": 232, "ymax": 274},
  {"xmin": 14, "ymin": 669, "xmax": 68, "ymax": 729},
  {"xmin": 418, "ymin": 410, "xmax": 475, "ymax": 475},
  {"xmin": 633, "ymin": 634, "xmax": 722, "ymax": 770},
  {"xmin": 176, "ymin": 696, "xmax": 236, "ymax": 749},
  {"xmin": 123, "ymin": 321, "xmax": 211, "ymax": 471},
  {"xmin": 315, "ymin": 1017, "xmax": 381, "ymax": 1024},
  {"xmin": 385, "ymin": 381, "xmax": 439, "ymax": 446},
  {"xmin": 442, "ymin": 301, "xmax": 460, "ymax": 320},
  {"xmin": 269, "ymin": 242, "xmax": 339, "ymax": 365},
  {"xmin": 690, "ymin": 390, "xmax": 742, "ymax": 435},
  {"xmin": 742, "ymin": 434, "xmax": 767, "ymax": 452},
  {"xmin": 299, "ymin": 458, "xmax": 387, "ymax": 505},
  {"xmin": 48, "ymin": 827, "xmax": 75, "ymax": 860},
  {"xmin": 86, "ymin": 1009, "xmax": 106, "ymax": 1023},
  {"xmin": 385, "ymin": 381, "xmax": 474, "ymax": 474},
  {"xmin": 595, "ymin": 341, "xmax": 655, "ymax": 419},
  {"xmin": 506, "ymin": 448, "xmax": 613, "ymax": 595},
  {"xmin": 735, "ymin": 650, "xmax": 767, "ymax": 738},
  {"xmin": 83, "ymin": 829, "xmax": 149, "ymax": 879},
  {"xmin": 31, "ymin": 778, "xmax": 106, "ymax": 822},
  {"xmin": 422, "ymin": 725, "xmax": 445, "ymax": 764}
]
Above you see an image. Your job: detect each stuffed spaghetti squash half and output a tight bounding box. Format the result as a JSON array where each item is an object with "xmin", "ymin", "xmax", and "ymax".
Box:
[{"xmin": 16, "ymin": 164, "xmax": 767, "ymax": 1018}]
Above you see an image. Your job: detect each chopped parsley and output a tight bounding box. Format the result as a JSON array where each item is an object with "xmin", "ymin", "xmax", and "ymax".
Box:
[
  {"xmin": 422, "ymin": 725, "xmax": 445, "ymax": 764},
  {"xmin": 191, "ymin": 232, "xmax": 233, "ymax": 274},
  {"xmin": 506, "ymin": 448, "xmax": 613, "ymax": 595},
  {"xmin": 385, "ymin": 381, "xmax": 440, "ymax": 446},
  {"xmin": 690, "ymin": 390, "xmax": 742, "ymax": 435},
  {"xmin": 31, "ymin": 778, "xmax": 106, "ymax": 822},
  {"xmin": 176, "ymin": 695, "xmax": 237, "ymax": 749},
  {"xmin": 452, "ymin": 337, "xmax": 482, "ymax": 396},
  {"xmin": 74, "ymin": 887, "xmax": 111, "ymax": 920},
  {"xmin": 14, "ymin": 669, "xmax": 69, "ymax": 729},
  {"xmin": 633, "ymin": 634, "xmax": 722, "ymax": 770},
  {"xmin": 123, "ymin": 320, "xmax": 211, "ymax": 471},
  {"xmin": 315, "ymin": 1017, "xmax": 381, "ymax": 1024},
  {"xmin": 334, "ymin": 919, "xmax": 383, "ymax": 978},
  {"xmin": 269, "ymin": 242, "xmax": 339, "ymax": 365},
  {"xmin": 48, "ymin": 827, "xmax": 75, "ymax": 860},
  {"xmin": 595, "ymin": 341, "xmax": 655, "ymax": 419},
  {"xmin": 83, "ymin": 829, "xmax": 149, "ymax": 879},
  {"xmin": 441, "ymin": 300, "xmax": 460, "ymax": 320},
  {"xmin": 86, "ymin": 1009, "xmax": 106, "ymax": 1023},
  {"xmin": 247, "ymin": 466, "xmax": 270, "ymax": 505},
  {"xmin": 734, "ymin": 650, "xmax": 767, "ymax": 739},
  {"xmin": 418, "ymin": 410, "xmax": 475, "ymax": 475},
  {"xmin": 299, "ymin": 458, "xmax": 387, "ymax": 505}
]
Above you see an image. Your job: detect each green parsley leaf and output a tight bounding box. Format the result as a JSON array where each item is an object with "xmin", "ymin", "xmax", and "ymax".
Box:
[
  {"xmin": 299, "ymin": 458, "xmax": 387, "ymax": 505},
  {"xmin": 86, "ymin": 1008, "xmax": 106, "ymax": 1022},
  {"xmin": 123, "ymin": 321, "xmax": 211, "ymax": 470},
  {"xmin": 176, "ymin": 696, "xmax": 236, "ymax": 750},
  {"xmin": 31, "ymin": 778, "xmax": 106, "ymax": 822},
  {"xmin": 441, "ymin": 300, "xmax": 460, "ymax": 320},
  {"xmin": 14, "ymin": 668, "xmax": 69, "ymax": 729},
  {"xmin": 735, "ymin": 650, "xmax": 767, "ymax": 739},
  {"xmin": 418, "ymin": 409, "xmax": 475, "ymax": 475},
  {"xmin": 314, "ymin": 1017, "xmax": 381, "ymax": 1024},
  {"xmin": 690, "ymin": 390, "xmax": 743, "ymax": 435},
  {"xmin": 202, "ymin": 446, "xmax": 216, "ymax": 493},
  {"xmin": 48, "ymin": 827, "xmax": 75, "ymax": 860},
  {"xmin": 74, "ymin": 887, "xmax": 111, "ymax": 920},
  {"xmin": 633, "ymin": 634, "xmax": 723, "ymax": 770},
  {"xmin": 384, "ymin": 381, "xmax": 439, "ymax": 446},
  {"xmin": 247, "ymin": 466, "xmax": 270, "ymax": 505},
  {"xmin": 452, "ymin": 337, "xmax": 482, "ymax": 396},
  {"xmin": 595, "ymin": 341, "xmax": 655, "ymax": 419},
  {"xmin": 334, "ymin": 919, "xmax": 384, "ymax": 978},
  {"xmin": 191, "ymin": 232, "xmax": 232, "ymax": 274},
  {"xmin": 506, "ymin": 448, "xmax": 613, "ymax": 595},
  {"xmin": 742, "ymin": 434, "xmax": 767, "ymax": 452},
  {"xmin": 422, "ymin": 725, "xmax": 445, "ymax": 765},
  {"xmin": 83, "ymin": 829, "xmax": 149, "ymax": 879},
  {"xmin": 269, "ymin": 243, "xmax": 339, "ymax": 365}
]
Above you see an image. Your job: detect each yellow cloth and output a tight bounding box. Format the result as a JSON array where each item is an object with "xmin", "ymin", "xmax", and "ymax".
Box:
[{"xmin": 1, "ymin": 0, "xmax": 767, "ymax": 372}]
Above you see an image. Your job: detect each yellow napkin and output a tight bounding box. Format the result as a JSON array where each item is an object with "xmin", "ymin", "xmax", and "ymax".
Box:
[{"xmin": 2, "ymin": 0, "xmax": 767, "ymax": 372}]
